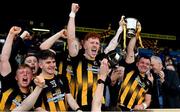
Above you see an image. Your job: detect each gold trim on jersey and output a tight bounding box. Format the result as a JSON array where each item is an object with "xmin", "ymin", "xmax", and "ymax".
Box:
[
  {"xmin": 58, "ymin": 61, "xmax": 63, "ymax": 75},
  {"xmin": 127, "ymin": 80, "xmax": 138, "ymax": 109},
  {"xmin": 46, "ymin": 91, "xmax": 66, "ymax": 111},
  {"xmin": 120, "ymin": 70, "xmax": 135, "ymax": 104},
  {"xmin": 137, "ymin": 88, "xmax": 145, "ymax": 105},
  {"xmin": 46, "ymin": 92, "xmax": 56, "ymax": 111},
  {"xmin": 76, "ymin": 61, "xmax": 82, "ymax": 102},
  {"xmin": 0, "ymin": 88, "xmax": 13, "ymax": 110},
  {"xmin": 10, "ymin": 95, "xmax": 22, "ymax": 110},
  {"xmin": 119, "ymin": 70, "xmax": 149, "ymax": 109},
  {"xmin": 66, "ymin": 65, "xmax": 75, "ymax": 97}
]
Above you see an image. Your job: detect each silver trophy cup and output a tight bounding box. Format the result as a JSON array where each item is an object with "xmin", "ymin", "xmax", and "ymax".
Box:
[{"xmin": 125, "ymin": 18, "xmax": 138, "ymax": 38}]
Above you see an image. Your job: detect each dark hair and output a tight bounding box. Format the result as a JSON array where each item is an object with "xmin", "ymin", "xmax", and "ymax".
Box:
[
  {"xmin": 136, "ymin": 55, "xmax": 151, "ymax": 62},
  {"xmin": 83, "ymin": 32, "xmax": 101, "ymax": 43},
  {"xmin": 22, "ymin": 49, "xmax": 38, "ymax": 63},
  {"xmin": 38, "ymin": 49, "xmax": 56, "ymax": 60}
]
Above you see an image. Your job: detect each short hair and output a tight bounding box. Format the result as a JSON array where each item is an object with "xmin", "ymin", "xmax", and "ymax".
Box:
[
  {"xmin": 151, "ymin": 55, "xmax": 162, "ymax": 64},
  {"xmin": 16, "ymin": 64, "xmax": 32, "ymax": 74},
  {"xmin": 38, "ymin": 49, "xmax": 56, "ymax": 60},
  {"xmin": 22, "ymin": 50, "xmax": 38, "ymax": 63},
  {"xmin": 136, "ymin": 55, "xmax": 151, "ymax": 62},
  {"xmin": 83, "ymin": 32, "xmax": 101, "ymax": 43}
]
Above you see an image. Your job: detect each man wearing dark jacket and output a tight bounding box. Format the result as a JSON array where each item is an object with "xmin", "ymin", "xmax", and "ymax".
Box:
[{"xmin": 150, "ymin": 55, "xmax": 180, "ymax": 108}]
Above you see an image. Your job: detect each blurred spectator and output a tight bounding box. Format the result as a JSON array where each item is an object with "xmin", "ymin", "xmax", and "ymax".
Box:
[{"xmin": 150, "ymin": 55, "xmax": 180, "ymax": 108}]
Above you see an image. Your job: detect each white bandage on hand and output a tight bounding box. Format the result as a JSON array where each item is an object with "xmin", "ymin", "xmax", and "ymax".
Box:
[
  {"xmin": 142, "ymin": 102, "xmax": 147, "ymax": 109},
  {"xmin": 69, "ymin": 11, "xmax": 76, "ymax": 18}
]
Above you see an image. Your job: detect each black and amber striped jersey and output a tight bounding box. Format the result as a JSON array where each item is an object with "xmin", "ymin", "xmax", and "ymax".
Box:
[
  {"xmin": 70, "ymin": 53, "xmax": 105, "ymax": 109},
  {"xmin": 34, "ymin": 74, "xmax": 70, "ymax": 111},
  {"xmin": 0, "ymin": 72, "xmax": 33, "ymax": 111},
  {"xmin": 0, "ymin": 72, "xmax": 16, "ymax": 98},
  {"xmin": 0, "ymin": 86, "xmax": 31, "ymax": 111},
  {"xmin": 57, "ymin": 50, "xmax": 69, "ymax": 75},
  {"xmin": 65, "ymin": 56, "xmax": 76, "ymax": 97},
  {"xmin": 56, "ymin": 50, "xmax": 76, "ymax": 99},
  {"xmin": 118, "ymin": 62, "xmax": 152, "ymax": 109}
]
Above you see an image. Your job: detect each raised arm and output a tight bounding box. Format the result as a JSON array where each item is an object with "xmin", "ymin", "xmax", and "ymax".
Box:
[
  {"xmin": 0, "ymin": 26, "xmax": 21, "ymax": 77},
  {"xmin": 67, "ymin": 3, "xmax": 80, "ymax": 57},
  {"xmin": 125, "ymin": 22, "xmax": 141, "ymax": 64},
  {"xmin": 10, "ymin": 30, "xmax": 33, "ymax": 70},
  {"xmin": 125, "ymin": 36, "xmax": 136, "ymax": 64},
  {"xmin": 91, "ymin": 58, "xmax": 109, "ymax": 111},
  {"xmin": 40, "ymin": 29, "xmax": 67, "ymax": 50},
  {"xmin": 104, "ymin": 16, "xmax": 125, "ymax": 54}
]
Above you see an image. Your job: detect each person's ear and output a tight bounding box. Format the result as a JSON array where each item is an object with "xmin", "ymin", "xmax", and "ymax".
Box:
[{"xmin": 38, "ymin": 62, "xmax": 43, "ymax": 69}]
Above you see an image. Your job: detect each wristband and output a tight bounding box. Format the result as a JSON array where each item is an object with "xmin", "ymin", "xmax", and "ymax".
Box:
[
  {"xmin": 75, "ymin": 107, "xmax": 81, "ymax": 111},
  {"xmin": 97, "ymin": 79, "xmax": 105, "ymax": 84},
  {"xmin": 69, "ymin": 11, "xmax": 76, "ymax": 18},
  {"xmin": 142, "ymin": 102, "xmax": 147, "ymax": 109}
]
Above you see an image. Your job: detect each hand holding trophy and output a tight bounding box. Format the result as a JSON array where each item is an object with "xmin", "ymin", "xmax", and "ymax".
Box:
[{"xmin": 121, "ymin": 15, "xmax": 144, "ymax": 51}]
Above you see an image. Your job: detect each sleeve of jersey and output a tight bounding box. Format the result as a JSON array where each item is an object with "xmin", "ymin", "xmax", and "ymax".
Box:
[
  {"xmin": 1, "ymin": 72, "xmax": 17, "ymax": 92},
  {"xmin": 10, "ymin": 36, "xmax": 27, "ymax": 70}
]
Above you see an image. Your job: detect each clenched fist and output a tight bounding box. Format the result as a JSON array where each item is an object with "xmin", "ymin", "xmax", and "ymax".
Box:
[{"xmin": 34, "ymin": 75, "xmax": 45, "ymax": 88}]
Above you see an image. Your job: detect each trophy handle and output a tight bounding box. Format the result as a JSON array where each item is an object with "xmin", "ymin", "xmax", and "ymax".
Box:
[
  {"xmin": 136, "ymin": 22, "xmax": 144, "ymax": 48},
  {"xmin": 120, "ymin": 15, "xmax": 127, "ymax": 51}
]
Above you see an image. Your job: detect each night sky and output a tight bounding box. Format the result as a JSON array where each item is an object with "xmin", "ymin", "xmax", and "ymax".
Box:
[{"xmin": 0, "ymin": 0, "xmax": 178, "ymax": 40}]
